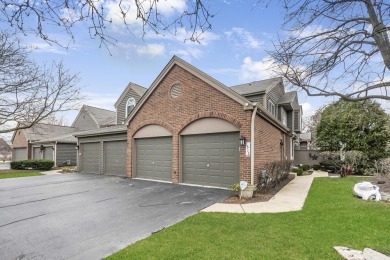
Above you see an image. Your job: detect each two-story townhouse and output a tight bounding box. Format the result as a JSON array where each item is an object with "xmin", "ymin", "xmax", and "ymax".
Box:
[{"xmin": 75, "ymin": 56, "xmax": 302, "ymax": 188}]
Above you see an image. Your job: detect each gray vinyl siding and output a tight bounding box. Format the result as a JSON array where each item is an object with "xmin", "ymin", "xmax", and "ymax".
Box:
[
  {"xmin": 287, "ymin": 111, "xmax": 293, "ymax": 130},
  {"xmin": 78, "ymin": 133, "xmax": 127, "ymax": 174},
  {"xmin": 291, "ymin": 96, "xmax": 300, "ymax": 110},
  {"xmin": 116, "ymin": 89, "xmax": 142, "ymax": 124},
  {"xmin": 294, "ymin": 110, "xmax": 301, "ymax": 132},
  {"xmin": 243, "ymin": 94, "xmax": 264, "ymax": 106},
  {"xmin": 56, "ymin": 143, "xmax": 77, "ymax": 166},
  {"xmin": 73, "ymin": 110, "xmax": 98, "ymax": 131},
  {"xmin": 267, "ymin": 83, "xmax": 284, "ymax": 103}
]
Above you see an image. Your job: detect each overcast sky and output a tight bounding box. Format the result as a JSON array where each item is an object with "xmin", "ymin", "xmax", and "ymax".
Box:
[{"xmin": 21, "ymin": 0, "xmax": 339, "ymax": 125}]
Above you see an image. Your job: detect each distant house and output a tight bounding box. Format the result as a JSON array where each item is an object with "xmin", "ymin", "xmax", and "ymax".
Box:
[
  {"xmin": 296, "ymin": 132, "xmax": 313, "ymax": 150},
  {"xmin": 0, "ymin": 138, "xmax": 12, "ymax": 161},
  {"xmin": 294, "ymin": 132, "xmax": 322, "ymax": 165},
  {"xmin": 75, "ymin": 56, "xmax": 303, "ymax": 188},
  {"xmin": 11, "ymin": 105, "xmax": 116, "ymax": 166}
]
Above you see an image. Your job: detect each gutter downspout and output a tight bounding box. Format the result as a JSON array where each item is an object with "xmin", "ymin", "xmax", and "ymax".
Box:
[{"xmin": 251, "ymin": 103, "xmax": 258, "ymax": 185}]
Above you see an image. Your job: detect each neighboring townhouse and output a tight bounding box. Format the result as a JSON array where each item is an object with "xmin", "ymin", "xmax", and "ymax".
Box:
[
  {"xmin": 0, "ymin": 138, "xmax": 12, "ymax": 161},
  {"xmin": 74, "ymin": 84, "xmax": 147, "ymax": 175},
  {"xmin": 11, "ymin": 105, "xmax": 116, "ymax": 166},
  {"xmin": 12, "ymin": 123, "xmax": 76, "ymax": 162},
  {"xmin": 75, "ymin": 56, "xmax": 302, "ymax": 188}
]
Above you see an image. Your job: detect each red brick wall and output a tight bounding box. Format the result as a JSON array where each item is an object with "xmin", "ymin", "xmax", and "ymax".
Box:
[
  {"xmin": 254, "ymin": 115, "xmax": 288, "ymax": 184},
  {"xmin": 127, "ymin": 64, "xmax": 252, "ymax": 183},
  {"xmin": 12, "ymin": 130, "xmax": 28, "ymax": 148}
]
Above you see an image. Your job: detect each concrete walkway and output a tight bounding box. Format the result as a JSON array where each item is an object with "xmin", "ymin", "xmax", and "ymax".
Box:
[
  {"xmin": 40, "ymin": 169, "xmax": 63, "ymax": 175},
  {"xmin": 202, "ymin": 171, "xmax": 328, "ymax": 213}
]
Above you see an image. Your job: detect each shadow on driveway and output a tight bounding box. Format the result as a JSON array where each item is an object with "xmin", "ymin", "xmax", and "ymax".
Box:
[{"xmin": 0, "ymin": 173, "xmax": 230, "ymax": 259}]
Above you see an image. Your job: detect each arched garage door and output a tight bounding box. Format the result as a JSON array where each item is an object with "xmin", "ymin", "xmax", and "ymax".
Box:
[
  {"xmin": 134, "ymin": 124, "xmax": 173, "ymax": 181},
  {"xmin": 181, "ymin": 118, "xmax": 240, "ymax": 188}
]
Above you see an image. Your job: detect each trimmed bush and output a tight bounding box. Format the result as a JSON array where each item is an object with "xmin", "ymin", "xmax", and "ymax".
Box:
[
  {"xmin": 10, "ymin": 159, "xmax": 54, "ymax": 171},
  {"xmin": 312, "ymin": 164, "xmax": 320, "ymax": 170},
  {"xmin": 291, "ymin": 167, "xmax": 303, "ymax": 175},
  {"xmin": 301, "ymin": 165, "xmax": 311, "ymax": 171}
]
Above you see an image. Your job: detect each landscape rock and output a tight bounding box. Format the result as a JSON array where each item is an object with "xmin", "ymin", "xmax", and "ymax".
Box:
[
  {"xmin": 363, "ymin": 248, "xmax": 390, "ymax": 260},
  {"xmin": 334, "ymin": 246, "xmax": 390, "ymax": 260},
  {"xmin": 334, "ymin": 246, "xmax": 364, "ymax": 260}
]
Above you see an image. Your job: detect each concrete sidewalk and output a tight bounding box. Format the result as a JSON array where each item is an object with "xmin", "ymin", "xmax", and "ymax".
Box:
[
  {"xmin": 41, "ymin": 169, "xmax": 63, "ymax": 175},
  {"xmin": 202, "ymin": 171, "xmax": 328, "ymax": 213}
]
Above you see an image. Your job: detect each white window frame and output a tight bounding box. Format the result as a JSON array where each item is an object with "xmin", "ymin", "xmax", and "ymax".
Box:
[
  {"xmin": 126, "ymin": 98, "xmax": 136, "ymax": 118},
  {"xmin": 267, "ymin": 99, "xmax": 276, "ymax": 117}
]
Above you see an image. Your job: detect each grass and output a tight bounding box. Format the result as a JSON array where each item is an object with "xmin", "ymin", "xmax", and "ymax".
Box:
[
  {"xmin": 0, "ymin": 170, "xmax": 43, "ymax": 179},
  {"xmin": 106, "ymin": 178, "xmax": 390, "ymax": 260}
]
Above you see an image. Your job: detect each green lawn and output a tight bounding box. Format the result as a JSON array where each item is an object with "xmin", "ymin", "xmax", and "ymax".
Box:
[
  {"xmin": 107, "ymin": 178, "xmax": 390, "ymax": 260},
  {"xmin": 0, "ymin": 170, "xmax": 43, "ymax": 179}
]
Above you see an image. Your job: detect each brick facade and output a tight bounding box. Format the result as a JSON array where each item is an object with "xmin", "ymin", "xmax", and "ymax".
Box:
[{"xmin": 127, "ymin": 64, "xmax": 289, "ymax": 185}]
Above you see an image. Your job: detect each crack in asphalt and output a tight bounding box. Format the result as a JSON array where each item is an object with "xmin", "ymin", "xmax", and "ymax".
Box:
[
  {"xmin": 95, "ymin": 197, "xmax": 117, "ymax": 203},
  {"xmin": 10, "ymin": 193, "xmax": 44, "ymax": 199},
  {"xmin": 0, "ymin": 213, "xmax": 47, "ymax": 228},
  {"xmin": 139, "ymin": 202, "xmax": 169, "ymax": 207},
  {"xmin": 0, "ymin": 190, "xmax": 90, "ymax": 209}
]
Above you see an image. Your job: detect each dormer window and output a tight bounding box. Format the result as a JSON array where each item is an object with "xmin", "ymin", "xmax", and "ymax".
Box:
[
  {"xmin": 126, "ymin": 98, "xmax": 136, "ymax": 117},
  {"xmin": 267, "ymin": 99, "xmax": 276, "ymax": 117},
  {"xmin": 281, "ymin": 108, "xmax": 287, "ymax": 126}
]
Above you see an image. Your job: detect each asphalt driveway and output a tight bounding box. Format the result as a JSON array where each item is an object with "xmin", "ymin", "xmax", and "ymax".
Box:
[{"xmin": 0, "ymin": 174, "xmax": 230, "ymax": 259}]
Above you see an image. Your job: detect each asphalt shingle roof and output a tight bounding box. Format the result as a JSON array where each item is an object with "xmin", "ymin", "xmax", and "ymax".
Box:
[
  {"xmin": 83, "ymin": 105, "xmax": 116, "ymax": 126},
  {"xmin": 23, "ymin": 123, "xmax": 76, "ymax": 142},
  {"xmin": 32, "ymin": 132, "xmax": 77, "ymax": 143},
  {"xmin": 300, "ymin": 132, "xmax": 312, "ymax": 141},
  {"xmin": 230, "ymin": 77, "xmax": 282, "ymax": 95},
  {"xmin": 278, "ymin": 91, "xmax": 297, "ymax": 104}
]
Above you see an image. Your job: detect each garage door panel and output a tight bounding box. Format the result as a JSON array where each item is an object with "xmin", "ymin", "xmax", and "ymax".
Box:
[
  {"xmin": 104, "ymin": 140, "xmax": 127, "ymax": 176},
  {"xmin": 80, "ymin": 143, "xmax": 100, "ymax": 173},
  {"xmin": 13, "ymin": 148, "xmax": 27, "ymax": 161},
  {"xmin": 43, "ymin": 147, "xmax": 53, "ymax": 160},
  {"xmin": 182, "ymin": 132, "xmax": 239, "ymax": 188},
  {"xmin": 33, "ymin": 147, "xmax": 41, "ymax": 160},
  {"xmin": 135, "ymin": 137, "xmax": 172, "ymax": 181}
]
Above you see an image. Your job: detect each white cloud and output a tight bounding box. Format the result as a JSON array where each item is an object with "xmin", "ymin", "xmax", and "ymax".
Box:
[
  {"xmin": 26, "ymin": 42, "xmax": 68, "ymax": 55},
  {"xmin": 301, "ymin": 102, "xmax": 314, "ymax": 117},
  {"xmin": 225, "ymin": 27, "xmax": 263, "ymax": 49},
  {"xmin": 171, "ymin": 47, "xmax": 202, "ymax": 61},
  {"xmin": 136, "ymin": 43, "xmax": 165, "ymax": 56},
  {"xmin": 239, "ymin": 56, "xmax": 275, "ymax": 81},
  {"xmin": 83, "ymin": 92, "xmax": 118, "ymax": 111}
]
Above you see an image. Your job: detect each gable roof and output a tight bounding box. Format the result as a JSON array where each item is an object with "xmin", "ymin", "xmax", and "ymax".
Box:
[
  {"xmin": 22, "ymin": 123, "xmax": 76, "ymax": 142},
  {"xmin": 125, "ymin": 56, "xmax": 253, "ymax": 125},
  {"xmin": 72, "ymin": 105, "xmax": 116, "ymax": 128},
  {"xmin": 278, "ymin": 91, "xmax": 297, "ymax": 104},
  {"xmin": 0, "ymin": 138, "xmax": 11, "ymax": 151},
  {"xmin": 114, "ymin": 82, "xmax": 147, "ymax": 108},
  {"xmin": 299, "ymin": 132, "xmax": 312, "ymax": 142},
  {"xmin": 230, "ymin": 77, "xmax": 282, "ymax": 95}
]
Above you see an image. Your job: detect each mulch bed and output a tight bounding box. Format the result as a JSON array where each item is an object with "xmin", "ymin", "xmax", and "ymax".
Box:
[{"xmin": 223, "ymin": 174, "xmax": 296, "ymax": 204}]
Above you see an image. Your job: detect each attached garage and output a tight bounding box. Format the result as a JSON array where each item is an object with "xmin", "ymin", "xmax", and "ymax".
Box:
[
  {"xmin": 76, "ymin": 128, "xmax": 127, "ymax": 176},
  {"xmin": 104, "ymin": 140, "xmax": 127, "ymax": 176},
  {"xmin": 32, "ymin": 147, "xmax": 41, "ymax": 159},
  {"xmin": 135, "ymin": 137, "xmax": 172, "ymax": 181},
  {"xmin": 79, "ymin": 142, "xmax": 100, "ymax": 173},
  {"xmin": 43, "ymin": 146, "xmax": 54, "ymax": 160},
  {"xmin": 182, "ymin": 133, "xmax": 240, "ymax": 188},
  {"xmin": 13, "ymin": 148, "xmax": 27, "ymax": 161}
]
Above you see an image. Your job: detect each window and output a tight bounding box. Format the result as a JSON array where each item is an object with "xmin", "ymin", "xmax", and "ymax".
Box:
[
  {"xmin": 267, "ymin": 99, "xmax": 276, "ymax": 116},
  {"xmin": 281, "ymin": 108, "xmax": 287, "ymax": 126},
  {"xmin": 126, "ymin": 98, "xmax": 136, "ymax": 117}
]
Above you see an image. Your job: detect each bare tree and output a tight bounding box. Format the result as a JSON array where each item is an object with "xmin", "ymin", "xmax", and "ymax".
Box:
[
  {"xmin": 266, "ymin": 0, "xmax": 390, "ymax": 101},
  {"xmin": 0, "ymin": 31, "xmax": 82, "ymax": 134},
  {"xmin": 0, "ymin": 0, "xmax": 213, "ymax": 48}
]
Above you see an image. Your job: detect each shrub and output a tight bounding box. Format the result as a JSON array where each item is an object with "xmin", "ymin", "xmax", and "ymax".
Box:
[
  {"xmin": 257, "ymin": 160, "xmax": 293, "ymax": 192},
  {"xmin": 312, "ymin": 164, "xmax": 320, "ymax": 170},
  {"xmin": 291, "ymin": 167, "xmax": 303, "ymax": 175},
  {"xmin": 301, "ymin": 165, "xmax": 311, "ymax": 171},
  {"xmin": 10, "ymin": 159, "xmax": 54, "ymax": 171},
  {"xmin": 319, "ymin": 160, "xmax": 342, "ymax": 172}
]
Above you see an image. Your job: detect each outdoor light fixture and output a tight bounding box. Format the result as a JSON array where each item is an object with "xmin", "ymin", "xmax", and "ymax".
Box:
[
  {"xmin": 280, "ymin": 139, "xmax": 284, "ymax": 146},
  {"xmin": 40, "ymin": 145, "xmax": 44, "ymax": 151},
  {"xmin": 75, "ymin": 145, "xmax": 79, "ymax": 150},
  {"xmin": 239, "ymin": 136, "xmax": 246, "ymax": 146}
]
